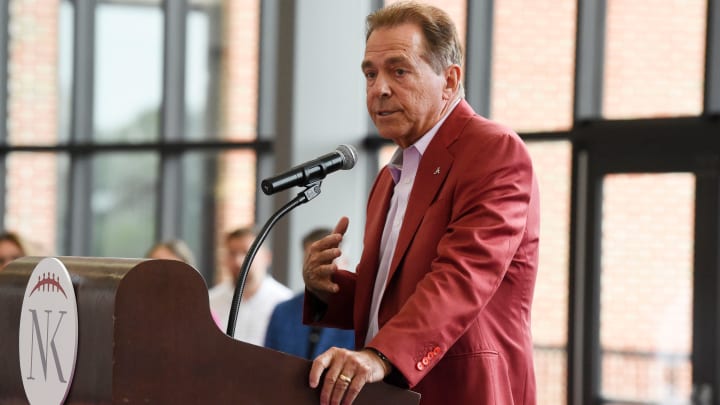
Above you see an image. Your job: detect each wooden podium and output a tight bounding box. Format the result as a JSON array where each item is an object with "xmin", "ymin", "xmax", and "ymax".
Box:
[{"xmin": 0, "ymin": 257, "xmax": 420, "ymax": 404}]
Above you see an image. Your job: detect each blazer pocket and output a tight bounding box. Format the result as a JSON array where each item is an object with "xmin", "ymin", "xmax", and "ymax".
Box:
[{"xmin": 444, "ymin": 351, "xmax": 515, "ymax": 404}]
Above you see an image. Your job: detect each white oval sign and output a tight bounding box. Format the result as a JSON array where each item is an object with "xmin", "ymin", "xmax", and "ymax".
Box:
[{"xmin": 18, "ymin": 258, "xmax": 79, "ymax": 405}]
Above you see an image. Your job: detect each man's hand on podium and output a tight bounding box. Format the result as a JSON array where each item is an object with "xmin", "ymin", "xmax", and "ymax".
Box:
[{"xmin": 309, "ymin": 346, "xmax": 391, "ymax": 405}]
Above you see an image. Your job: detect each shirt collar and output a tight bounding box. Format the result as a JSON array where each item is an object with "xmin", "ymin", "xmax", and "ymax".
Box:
[{"xmin": 387, "ymin": 97, "xmax": 462, "ymax": 183}]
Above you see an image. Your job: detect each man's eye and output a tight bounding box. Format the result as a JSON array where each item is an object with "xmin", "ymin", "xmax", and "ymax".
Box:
[
  {"xmin": 395, "ymin": 69, "xmax": 406, "ymax": 76},
  {"xmin": 365, "ymin": 72, "xmax": 376, "ymax": 79}
]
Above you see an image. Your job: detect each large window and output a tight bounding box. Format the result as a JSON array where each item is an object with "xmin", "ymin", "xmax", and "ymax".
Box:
[
  {"xmin": 600, "ymin": 173, "xmax": 694, "ymax": 404},
  {"xmin": 90, "ymin": 152, "xmax": 159, "ymax": 257},
  {"xmin": 491, "ymin": 0, "xmax": 576, "ymax": 132},
  {"xmin": 1, "ymin": 0, "xmax": 264, "ymax": 285},
  {"xmin": 5, "ymin": 2, "xmax": 66, "ymax": 254},
  {"xmin": 603, "ymin": 0, "xmax": 706, "ymax": 119},
  {"xmin": 94, "ymin": 3, "xmax": 163, "ymax": 143}
]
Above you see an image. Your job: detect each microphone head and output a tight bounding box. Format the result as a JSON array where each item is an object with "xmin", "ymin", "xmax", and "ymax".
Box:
[{"xmin": 336, "ymin": 144, "xmax": 358, "ymax": 170}]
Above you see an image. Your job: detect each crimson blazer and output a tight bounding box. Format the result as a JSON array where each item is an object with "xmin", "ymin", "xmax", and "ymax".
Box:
[{"xmin": 305, "ymin": 100, "xmax": 540, "ymax": 405}]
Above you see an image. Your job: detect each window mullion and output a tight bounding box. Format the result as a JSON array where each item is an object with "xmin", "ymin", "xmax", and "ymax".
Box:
[{"xmin": 158, "ymin": 0, "xmax": 187, "ymax": 241}]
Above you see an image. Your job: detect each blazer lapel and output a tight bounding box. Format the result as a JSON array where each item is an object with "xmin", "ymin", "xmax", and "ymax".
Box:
[
  {"xmin": 355, "ymin": 170, "xmax": 394, "ymax": 335},
  {"xmin": 386, "ymin": 146, "xmax": 452, "ymax": 282},
  {"xmin": 386, "ymin": 100, "xmax": 474, "ymax": 284}
]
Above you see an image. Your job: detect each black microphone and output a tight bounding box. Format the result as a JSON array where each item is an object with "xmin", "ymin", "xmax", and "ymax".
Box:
[{"xmin": 261, "ymin": 144, "xmax": 358, "ymax": 195}]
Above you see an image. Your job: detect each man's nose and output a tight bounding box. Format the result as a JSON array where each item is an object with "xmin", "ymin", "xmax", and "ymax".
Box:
[
  {"xmin": 229, "ymin": 252, "xmax": 246, "ymax": 263},
  {"xmin": 369, "ymin": 74, "xmax": 391, "ymax": 98}
]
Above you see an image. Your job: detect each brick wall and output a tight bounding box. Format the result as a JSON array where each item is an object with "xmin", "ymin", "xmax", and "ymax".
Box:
[
  {"xmin": 600, "ymin": 173, "xmax": 694, "ymax": 400},
  {"xmin": 385, "ymin": 0, "xmax": 467, "ymax": 42},
  {"xmin": 214, "ymin": 0, "xmax": 260, "ymax": 283},
  {"xmin": 604, "ymin": 0, "xmax": 706, "ymax": 118},
  {"xmin": 5, "ymin": 0, "xmax": 60, "ymax": 255},
  {"xmin": 492, "ymin": 0, "xmax": 576, "ymax": 132},
  {"xmin": 220, "ymin": 0, "xmax": 260, "ymax": 142}
]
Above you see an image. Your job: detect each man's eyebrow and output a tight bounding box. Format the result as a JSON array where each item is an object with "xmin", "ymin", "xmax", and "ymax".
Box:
[
  {"xmin": 361, "ymin": 55, "xmax": 412, "ymax": 71},
  {"xmin": 385, "ymin": 56, "xmax": 410, "ymax": 66}
]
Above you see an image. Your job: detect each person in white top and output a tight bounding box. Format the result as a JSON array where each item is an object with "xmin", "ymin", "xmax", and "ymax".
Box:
[{"xmin": 209, "ymin": 227, "xmax": 292, "ymax": 345}]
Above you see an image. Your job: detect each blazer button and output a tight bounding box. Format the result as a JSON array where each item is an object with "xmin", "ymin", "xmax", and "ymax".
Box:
[
  {"xmin": 433, "ymin": 346, "xmax": 442, "ymax": 355},
  {"xmin": 416, "ymin": 361, "xmax": 425, "ymax": 371},
  {"xmin": 421, "ymin": 357, "xmax": 430, "ymax": 366},
  {"xmin": 427, "ymin": 351, "xmax": 435, "ymax": 359}
]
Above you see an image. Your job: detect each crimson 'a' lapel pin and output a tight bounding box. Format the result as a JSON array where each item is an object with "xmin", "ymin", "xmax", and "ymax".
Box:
[{"xmin": 433, "ymin": 167, "xmax": 441, "ymax": 175}]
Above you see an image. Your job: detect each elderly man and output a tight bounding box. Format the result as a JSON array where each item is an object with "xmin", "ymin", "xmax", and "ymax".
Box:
[{"xmin": 301, "ymin": 2, "xmax": 540, "ymax": 405}]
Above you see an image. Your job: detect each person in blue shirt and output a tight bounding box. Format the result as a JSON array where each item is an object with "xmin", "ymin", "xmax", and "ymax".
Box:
[{"xmin": 264, "ymin": 228, "xmax": 354, "ymax": 359}]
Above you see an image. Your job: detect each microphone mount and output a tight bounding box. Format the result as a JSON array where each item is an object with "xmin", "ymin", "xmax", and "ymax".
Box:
[{"xmin": 225, "ymin": 181, "xmax": 323, "ymax": 338}]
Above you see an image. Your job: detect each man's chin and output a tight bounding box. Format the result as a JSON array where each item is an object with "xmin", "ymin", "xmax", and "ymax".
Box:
[{"xmin": 376, "ymin": 128, "xmax": 405, "ymax": 143}]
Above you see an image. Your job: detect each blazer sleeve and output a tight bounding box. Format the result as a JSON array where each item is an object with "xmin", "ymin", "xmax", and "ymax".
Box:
[{"xmin": 302, "ymin": 269, "xmax": 357, "ymax": 330}]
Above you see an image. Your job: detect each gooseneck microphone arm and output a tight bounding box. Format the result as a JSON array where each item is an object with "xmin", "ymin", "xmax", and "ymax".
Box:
[{"xmin": 225, "ymin": 182, "xmax": 323, "ymax": 338}]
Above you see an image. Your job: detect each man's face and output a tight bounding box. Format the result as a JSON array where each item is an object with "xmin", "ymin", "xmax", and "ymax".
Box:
[
  {"xmin": 362, "ymin": 23, "xmax": 451, "ymax": 148},
  {"xmin": 0, "ymin": 240, "xmax": 22, "ymax": 270},
  {"xmin": 225, "ymin": 235, "xmax": 269, "ymax": 283}
]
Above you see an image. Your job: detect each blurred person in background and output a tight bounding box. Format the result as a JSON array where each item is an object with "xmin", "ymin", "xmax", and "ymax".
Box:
[
  {"xmin": 146, "ymin": 239, "xmax": 197, "ymax": 268},
  {"xmin": 264, "ymin": 228, "xmax": 355, "ymax": 359},
  {"xmin": 209, "ymin": 227, "xmax": 292, "ymax": 345},
  {"xmin": 0, "ymin": 231, "xmax": 27, "ymax": 270}
]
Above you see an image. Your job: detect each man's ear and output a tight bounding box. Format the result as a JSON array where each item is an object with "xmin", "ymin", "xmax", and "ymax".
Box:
[{"xmin": 442, "ymin": 64, "xmax": 462, "ymax": 99}]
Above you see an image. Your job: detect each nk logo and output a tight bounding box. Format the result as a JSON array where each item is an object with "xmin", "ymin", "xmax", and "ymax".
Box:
[{"xmin": 19, "ymin": 258, "xmax": 78, "ymax": 405}]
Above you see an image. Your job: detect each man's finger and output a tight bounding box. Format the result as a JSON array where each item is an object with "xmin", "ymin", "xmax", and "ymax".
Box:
[
  {"xmin": 333, "ymin": 216, "xmax": 349, "ymax": 237},
  {"xmin": 310, "ymin": 248, "xmax": 342, "ymax": 265},
  {"xmin": 330, "ymin": 374, "xmax": 352, "ymax": 405},
  {"xmin": 309, "ymin": 352, "xmax": 332, "ymax": 388},
  {"xmin": 320, "ymin": 356, "xmax": 347, "ymax": 405},
  {"xmin": 341, "ymin": 377, "xmax": 363, "ymax": 405},
  {"xmin": 311, "ymin": 233, "xmax": 343, "ymax": 252},
  {"xmin": 309, "ymin": 278, "xmax": 340, "ymax": 295}
]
